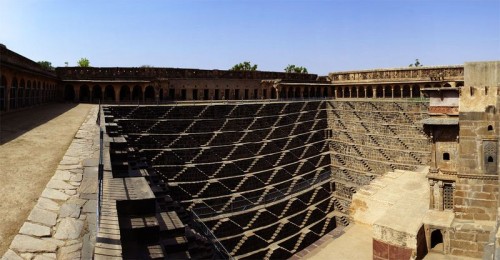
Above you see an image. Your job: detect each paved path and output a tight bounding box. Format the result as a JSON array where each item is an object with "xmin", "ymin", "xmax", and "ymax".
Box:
[{"xmin": 0, "ymin": 103, "xmax": 94, "ymax": 256}]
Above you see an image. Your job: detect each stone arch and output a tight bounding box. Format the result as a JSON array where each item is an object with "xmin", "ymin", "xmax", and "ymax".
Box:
[
  {"xmin": 132, "ymin": 85, "xmax": 142, "ymax": 101},
  {"xmin": 79, "ymin": 85, "xmax": 90, "ymax": 102},
  {"xmin": 0, "ymin": 74, "xmax": 6, "ymax": 111},
  {"xmin": 104, "ymin": 85, "xmax": 115, "ymax": 101},
  {"xmin": 384, "ymin": 86, "xmax": 392, "ymax": 98},
  {"xmin": 119, "ymin": 85, "xmax": 130, "ymax": 101},
  {"xmin": 144, "ymin": 85, "xmax": 155, "ymax": 101},
  {"xmin": 443, "ymin": 83, "xmax": 452, "ymax": 88},
  {"xmin": 65, "ymin": 85, "xmax": 75, "ymax": 101},
  {"xmin": 92, "ymin": 85, "xmax": 102, "ymax": 102},
  {"xmin": 375, "ymin": 86, "xmax": 383, "ymax": 98},
  {"xmin": 19, "ymin": 79, "xmax": 25, "ymax": 107}
]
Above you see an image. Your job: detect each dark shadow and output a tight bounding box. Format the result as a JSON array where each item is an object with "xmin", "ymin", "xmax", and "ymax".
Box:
[
  {"xmin": 0, "ymin": 103, "xmax": 78, "ymax": 144},
  {"xmin": 430, "ymin": 229, "xmax": 443, "ymax": 252}
]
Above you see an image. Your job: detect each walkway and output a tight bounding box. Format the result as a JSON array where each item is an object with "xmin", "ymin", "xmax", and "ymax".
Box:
[{"xmin": 0, "ymin": 103, "xmax": 94, "ymax": 256}]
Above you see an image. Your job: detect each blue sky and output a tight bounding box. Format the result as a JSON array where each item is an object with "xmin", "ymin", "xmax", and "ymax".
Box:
[{"xmin": 1, "ymin": 0, "xmax": 499, "ymax": 75}]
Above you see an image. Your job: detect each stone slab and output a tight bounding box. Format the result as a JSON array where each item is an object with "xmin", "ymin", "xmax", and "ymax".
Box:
[
  {"xmin": 19, "ymin": 222, "xmax": 51, "ymax": 237},
  {"xmin": 36, "ymin": 198, "xmax": 60, "ymax": 212},
  {"xmin": 54, "ymin": 218, "xmax": 83, "ymax": 240},
  {"xmin": 28, "ymin": 207, "xmax": 57, "ymax": 227},
  {"xmin": 41, "ymin": 188, "xmax": 70, "ymax": 201},
  {"xmin": 46, "ymin": 180, "xmax": 75, "ymax": 190},
  {"xmin": 10, "ymin": 235, "xmax": 57, "ymax": 253},
  {"xmin": 2, "ymin": 249, "xmax": 23, "ymax": 260},
  {"xmin": 59, "ymin": 203, "xmax": 81, "ymax": 218}
]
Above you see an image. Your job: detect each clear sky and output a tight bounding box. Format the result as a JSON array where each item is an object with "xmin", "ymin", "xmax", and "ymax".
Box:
[{"xmin": 1, "ymin": 0, "xmax": 499, "ymax": 75}]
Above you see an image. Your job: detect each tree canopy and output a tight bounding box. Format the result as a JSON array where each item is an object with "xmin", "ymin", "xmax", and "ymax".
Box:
[
  {"xmin": 409, "ymin": 59, "xmax": 422, "ymax": 67},
  {"xmin": 230, "ymin": 61, "xmax": 257, "ymax": 71},
  {"xmin": 77, "ymin": 58, "xmax": 90, "ymax": 67},
  {"xmin": 284, "ymin": 64, "xmax": 308, "ymax": 74},
  {"xmin": 37, "ymin": 61, "xmax": 54, "ymax": 70}
]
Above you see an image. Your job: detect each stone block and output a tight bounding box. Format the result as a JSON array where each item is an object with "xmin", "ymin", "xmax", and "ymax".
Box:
[
  {"xmin": 477, "ymin": 232, "xmax": 491, "ymax": 242},
  {"xmin": 54, "ymin": 218, "xmax": 84, "ymax": 240},
  {"xmin": 2, "ymin": 249, "xmax": 23, "ymax": 260},
  {"xmin": 450, "ymin": 240, "xmax": 478, "ymax": 251},
  {"xmin": 453, "ymin": 231, "xmax": 475, "ymax": 241},
  {"xmin": 19, "ymin": 222, "xmax": 51, "ymax": 237},
  {"xmin": 59, "ymin": 203, "xmax": 81, "ymax": 218},
  {"xmin": 41, "ymin": 188, "xmax": 70, "ymax": 201},
  {"xmin": 28, "ymin": 207, "xmax": 57, "ymax": 227},
  {"xmin": 36, "ymin": 198, "xmax": 60, "ymax": 212},
  {"xmin": 10, "ymin": 235, "xmax": 57, "ymax": 253}
]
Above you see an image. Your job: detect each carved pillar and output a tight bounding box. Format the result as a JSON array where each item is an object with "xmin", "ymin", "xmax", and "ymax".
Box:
[
  {"xmin": 410, "ymin": 86, "xmax": 413, "ymax": 98},
  {"xmin": 429, "ymin": 180, "xmax": 435, "ymax": 209},
  {"xmin": 400, "ymin": 85, "xmax": 403, "ymax": 98},
  {"xmin": 372, "ymin": 86, "xmax": 377, "ymax": 98},
  {"xmin": 383, "ymin": 86, "xmax": 386, "ymax": 98},
  {"xmin": 391, "ymin": 86, "xmax": 394, "ymax": 99},
  {"xmin": 356, "ymin": 87, "xmax": 359, "ymax": 98},
  {"xmin": 363, "ymin": 86, "xmax": 367, "ymax": 98},
  {"xmin": 114, "ymin": 85, "xmax": 120, "ymax": 103}
]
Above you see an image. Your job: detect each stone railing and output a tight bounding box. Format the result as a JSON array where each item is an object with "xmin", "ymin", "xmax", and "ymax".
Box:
[
  {"xmin": 56, "ymin": 67, "xmax": 318, "ymax": 81},
  {"xmin": 0, "ymin": 45, "xmax": 57, "ymax": 78},
  {"xmin": 329, "ymin": 66, "xmax": 464, "ymax": 83}
]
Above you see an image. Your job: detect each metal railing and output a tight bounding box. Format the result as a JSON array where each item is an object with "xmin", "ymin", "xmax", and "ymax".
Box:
[
  {"xmin": 190, "ymin": 210, "xmax": 234, "ymax": 260},
  {"xmin": 96, "ymin": 101, "xmax": 104, "ymax": 234},
  {"xmin": 192, "ymin": 171, "xmax": 331, "ymax": 218}
]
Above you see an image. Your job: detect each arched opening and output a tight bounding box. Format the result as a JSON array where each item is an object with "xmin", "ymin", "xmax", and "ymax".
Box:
[
  {"xmin": 394, "ymin": 85, "xmax": 402, "ymax": 98},
  {"xmin": 443, "ymin": 83, "xmax": 452, "ymax": 88},
  {"xmin": 488, "ymin": 125, "xmax": 493, "ymax": 131},
  {"xmin": 488, "ymin": 156, "xmax": 494, "ymax": 163},
  {"xmin": 402, "ymin": 85, "xmax": 411, "ymax": 98},
  {"xmin": 366, "ymin": 87, "xmax": 373, "ymax": 98},
  {"xmin": 64, "ymin": 85, "xmax": 75, "ymax": 101},
  {"xmin": 79, "ymin": 85, "xmax": 90, "ymax": 102},
  {"xmin": 430, "ymin": 230, "xmax": 444, "ymax": 251},
  {"xmin": 295, "ymin": 87, "xmax": 301, "ymax": 98},
  {"xmin": 279, "ymin": 88, "xmax": 286, "ymax": 99},
  {"xmin": 376, "ymin": 86, "xmax": 383, "ymax": 98},
  {"xmin": 384, "ymin": 86, "xmax": 392, "ymax": 98},
  {"xmin": 26, "ymin": 81, "xmax": 32, "ymax": 106},
  {"xmin": 120, "ymin": 85, "xmax": 130, "ymax": 102},
  {"xmin": 104, "ymin": 85, "xmax": 115, "ymax": 101},
  {"xmin": 303, "ymin": 87, "xmax": 309, "ymax": 98},
  {"xmin": 144, "ymin": 86, "xmax": 155, "ymax": 101},
  {"xmin": 443, "ymin": 153, "xmax": 450, "ymax": 161},
  {"xmin": 288, "ymin": 87, "xmax": 294, "ymax": 99},
  {"xmin": 412, "ymin": 85, "xmax": 421, "ymax": 98},
  {"xmin": 159, "ymin": 89, "xmax": 164, "ymax": 101},
  {"xmin": 486, "ymin": 105, "xmax": 496, "ymax": 114},
  {"xmin": 344, "ymin": 87, "xmax": 351, "ymax": 98},
  {"xmin": 456, "ymin": 82, "xmax": 464, "ymax": 88},
  {"xmin": 271, "ymin": 88, "xmax": 277, "ymax": 99},
  {"xmin": 310, "ymin": 87, "xmax": 315, "ymax": 98},
  {"xmin": 316, "ymin": 87, "xmax": 321, "ymax": 98},
  {"xmin": 323, "ymin": 87, "xmax": 328, "ymax": 97},
  {"xmin": 19, "ymin": 79, "xmax": 25, "ymax": 107},
  {"xmin": 0, "ymin": 75, "xmax": 6, "ymax": 111},
  {"xmin": 92, "ymin": 85, "xmax": 102, "ymax": 102},
  {"xmin": 10, "ymin": 77, "xmax": 18, "ymax": 109},
  {"xmin": 132, "ymin": 85, "xmax": 142, "ymax": 101}
]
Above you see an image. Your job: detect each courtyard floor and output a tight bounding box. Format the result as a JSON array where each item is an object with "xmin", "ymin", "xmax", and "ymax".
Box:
[{"xmin": 0, "ymin": 103, "xmax": 94, "ymax": 256}]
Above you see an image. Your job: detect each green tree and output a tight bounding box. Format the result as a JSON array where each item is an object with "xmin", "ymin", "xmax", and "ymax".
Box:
[
  {"xmin": 37, "ymin": 61, "xmax": 54, "ymax": 70},
  {"xmin": 77, "ymin": 58, "xmax": 90, "ymax": 67},
  {"xmin": 409, "ymin": 59, "xmax": 422, "ymax": 67},
  {"xmin": 230, "ymin": 61, "xmax": 257, "ymax": 71},
  {"xmin": 284, "ymin": 64, "xmax": 308, "ymax": 74}
]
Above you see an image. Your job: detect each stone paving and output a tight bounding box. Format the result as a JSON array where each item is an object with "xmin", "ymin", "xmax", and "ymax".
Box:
[{"xmin": 2, "ymin": 106, "xmax": 100, "ymax": 260}]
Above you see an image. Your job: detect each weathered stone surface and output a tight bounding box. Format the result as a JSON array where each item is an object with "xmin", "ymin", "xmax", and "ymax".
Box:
[
  {"xmin": 60, "ymin": 156, "xmax": 79, "ymax": 165},
  {"xmin": 46, "ymin": 179, "xmax": 75, "ymax": 190},
  {"xmin": 19, "ymin": 222, "xmax": 51, "ymax": 237},
  {"xmin": 83, "ymin": 158, "xmax": 99, "ymax": 167},
  {"xmin": 33, "ymin": 254, "xmax": 56, "ymax": 260},
  {"xmin": 64, "ymin": 190, "xmax": 77, "ymax": 196},
  {"xmin": 69, "ymin": 174, "xmax": 83, "ymax": 182},
  {"xmin": 28, "ymin": 207, "xmax": 57, "ymax": 227},
  {"xmin": 10, "ymin": 235, "xmax": 57, "ymax": 253},
  {"xmin": 2, "ymin": 249, "xmax": 23, "ymax": 260},
  {"xmin": 59, "ymin": 203, "xmax": 81, "ymax": 218},
  {"xmin": 82, "ymin": 200, "xmax": 97, "ymax": 213},
  {"xmin": 52, "ymin": 170, "xmax": 71, "ymax": 181},
  {"xmin": 67, "ymin": 197, "xmax": 87, "ymax": 206},
  {"xmin": 54, "ymin": 218, "xmax": 83, "ymax": 240},
  {"xmin": 60, "ymin": 242, "xmax": 83, "ymax": 256},
  {"xmin": 41, "ymin": 188, "xmax": 69, "ymax": 201},
  {"xmin": 36, "ymin": 198, "xmax": 60, "ymax": 212},
  {"xmin": 41, "ymin": 238, "xmax": 64, "ymax": 247}
]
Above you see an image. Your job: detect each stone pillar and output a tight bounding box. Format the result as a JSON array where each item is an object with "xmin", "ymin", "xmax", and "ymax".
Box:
[
  {"xmin": 363, "ymin": 86, "xmax": 367, "ymax": 98},
  {"xmin": 356, "ymin": 87, "xmax": 359, "ymax": 98},
  {"xmin": 429, "ymin": 180, "xmax": 435, "ymax": 209},
  {"xmin": 383, "ymin": 87, "xmax": 386, "ymax": 98},
  {"xmin": 438, "ymin": 181, "xmax": 444, "ymax": 210},
  {"xmin": 372, "ymin": 86, "xmax": 377, "ymax": 98},
  {"xmin": 391, "ymin": 86, "xmax": 394, "ymax": 99},
  {"xmin": 410, "ymin": 86, "xmax": 413, "ymax": 98},
  {"xmin": 400, "ymin": 86, "xmax": 403, "ymax": 98}
]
